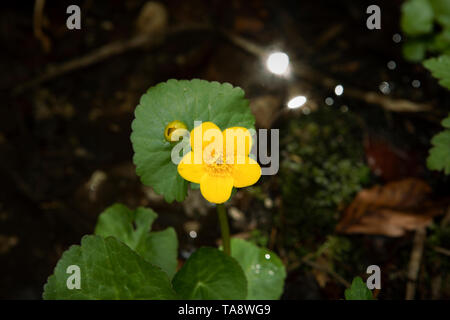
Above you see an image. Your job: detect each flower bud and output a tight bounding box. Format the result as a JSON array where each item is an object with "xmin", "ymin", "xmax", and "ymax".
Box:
[{"xmin": 164, "ymin": 120, "xmax": 188, "ymax": 142}]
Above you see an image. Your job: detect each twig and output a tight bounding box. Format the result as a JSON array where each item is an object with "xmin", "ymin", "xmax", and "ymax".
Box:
[
  {"xmin": 301, "ymin": 258, "xmax": 351, "ymax": 288},
  {"xmin": 14, "ymin": 33, "xmax": 156, "ymax": 94},
  {"xmin": 405, "ymin": 227, "xmax": 427, "ymax": 300},
  {"xmin": 315, "ymin": 24, "xmax": 344, "ymax": 49},
  {"xmin": 433, "ymin": 246, "xmax": 450, "ymax": 257},
  {"xmin": 428, "ymin": 206, "xmax": 450, "ymax": 299},
  {"xmin": 224, "ymin": 32, "xmax": 432, "ymax": 113},
  {"xmin": 431, "ymin": 275, "xmax": 442, "ymax": 300},
  {"xmin": 33, "ymin": 0, "xmax": 51, "ymax": 53},
  {"xmin": 13, "ymin": 25, "xmax": 210, "ymax": 95},
  {"xmin": 268, "ymin": 226, "xmax": 277, "ymax": 251}
]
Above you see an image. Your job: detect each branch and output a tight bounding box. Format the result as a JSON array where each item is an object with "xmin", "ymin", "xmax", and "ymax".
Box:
[
  {"xmin": 33, "ymin": 0, "xmax": 51, "ymax": 53},
  {"xmin": 433, "ymin": 246, "xmax": 450, "ymax": 257},
  {"xmin": 301, "ymin": 258, "xmax": 351, "ymax": 288},
  {"xmin": 13, "ymin": 24, "xmax": 210, "ymax": 95}
]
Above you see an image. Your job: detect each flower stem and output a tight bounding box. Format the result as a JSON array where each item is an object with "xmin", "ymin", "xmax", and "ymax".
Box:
[{"xmin": 217, "ymin": 204, "xmax": 231, "ymax": 255}]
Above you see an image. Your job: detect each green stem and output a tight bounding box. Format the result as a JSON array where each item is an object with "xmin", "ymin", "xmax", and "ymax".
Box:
[{"xmin": 217, "ymin": 204, "xmax": 231, "ymax": 255}]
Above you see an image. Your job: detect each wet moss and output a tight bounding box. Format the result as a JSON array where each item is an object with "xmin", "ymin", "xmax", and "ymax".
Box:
[{"xmin": 278, "ymin": 107, "xmax": 370, "ymax": 250}]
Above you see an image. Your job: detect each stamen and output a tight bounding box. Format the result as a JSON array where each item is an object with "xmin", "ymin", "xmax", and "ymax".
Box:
[{"xmin": 203, "ymin": 150, "xmax": 233, "ymax": 176}]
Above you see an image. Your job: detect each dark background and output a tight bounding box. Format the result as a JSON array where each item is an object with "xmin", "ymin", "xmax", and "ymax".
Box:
[{"xmin": 1, "ymin": 0, "xmax": 449, "ymax": 299}]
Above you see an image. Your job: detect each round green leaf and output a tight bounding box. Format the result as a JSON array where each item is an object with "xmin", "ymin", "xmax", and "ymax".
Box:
[
  {"xmin": 442, "ymin": 114, "xmax": 450, "ymax": 128},
  {"xmin": 429, "ymin": 30, "xmax": 450, "ymax": 53},
  {"xmin": 230, "ymin": 238, "xmax": 286, "ymax": 300},
  {"xmin": 403, "ymin": 40, "xmax": 427, "ymax": 62},
  {"xmin": 430, "ymin": 0, "xmax": 450, "ymax": 27},
  {"xmin": 172, "ymin": 247, "xmax": 247, "ymax": 300},
  {"xmin": 43, "ymin": 235, "xmax": 178, "ymax": 300},
  {"xmin": 94, "ymin": 203, "xmax": 178, "ymax": 279},
  {"xmin": 401, "ymin": 0, "xmax": 434, "ymax": 36},
  {"xmin": 131, "ymin": 79, "xmax": 255, "ymax": 203}
]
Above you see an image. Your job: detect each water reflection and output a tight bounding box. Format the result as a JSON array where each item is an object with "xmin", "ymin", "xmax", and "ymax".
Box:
[
  {"xmin": 387, "ymin": 60, "xmax": 396, "ymax": 70},
  {"xmin": 334, "ymin": 84, "xmax": 344, "ymax": 96},
  {"xmin": 189, "ymin": 230, "xmax": 197, "ymax": 239},
  {"xmin": 325, "ymin": 97, "xmax": 334, "ymax": 105},
  {"xmin": 412, "ymin": 79, "xmax": 421, "ymax": 88},
  {"xmin": 379, "ymin": 81, "xmax": 391, "ymax": 94},
  {"xmin": 266, "ymin": 52, "xmax": 290, "ymax": 75},
  {"xmin": 392, "ymin": 33, "xmax": 402, "ymax": 43},
  {"xmin": 287, "ymin": 95, "xmax": 307, "ymax": 109}
]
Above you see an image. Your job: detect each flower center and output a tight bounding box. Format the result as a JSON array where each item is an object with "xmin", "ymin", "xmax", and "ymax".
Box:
[
  {"xmin": 203, "ymin": 150, "xmax": 233, "ymax": 177},
  {"xmin": 205, "ymin": 162, "xmax": 233, "ymax": 177}
]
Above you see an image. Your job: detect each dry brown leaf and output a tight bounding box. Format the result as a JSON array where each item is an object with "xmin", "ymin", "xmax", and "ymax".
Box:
[{"xmin": 336, "ymin": 178, "xmax": 444, "ymax": 237}]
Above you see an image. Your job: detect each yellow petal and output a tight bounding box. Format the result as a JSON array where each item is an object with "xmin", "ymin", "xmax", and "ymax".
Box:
[
  {"xmin": 200, "ymin": 174, "xmax": 234, "ymax": 204},
  {"xmin": 177, "ymin": 151, "xmax": 205, "ymax": 184},
  {"xmin": 223, "ymin": 127, "xmax": 253, "ymax": 163},
  {"xmin": 190, "ymin": 121, "xmax": 222, "ymax": 151},
  {"xmin": 232, "ymin": 156, "xmax": 261, "ymax": 188}
]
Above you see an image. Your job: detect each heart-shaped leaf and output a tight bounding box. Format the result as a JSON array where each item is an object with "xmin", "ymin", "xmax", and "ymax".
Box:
[
  {"xmin": 230, "ymin": 238, "xmax": 286, "ymax": 300},
  {"xmin": 131, "ymin": 79, "xmax": 255, "ymax": 203},
  {"xmin": 94, "ymin": 203, "xmax": 178, "ymax": 279},
  {"xmin": 43, "ymin": 235, "xmax": 178, "ymax": 300},
  {"xmin": 172, "ymin": 247, "xmax": 247, "ymax": 299}
]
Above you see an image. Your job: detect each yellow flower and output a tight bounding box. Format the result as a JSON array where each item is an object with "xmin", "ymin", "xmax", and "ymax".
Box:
[{"xmin": 177, "ymin": 122, "xmax": 261, "ymax": 203}]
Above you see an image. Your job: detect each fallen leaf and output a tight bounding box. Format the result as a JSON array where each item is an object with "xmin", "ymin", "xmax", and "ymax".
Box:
[
  {"xmin": 336, "ymin": 178, "xmax": 444, "ymax": 237},
  {"xmin": 364, "ymin": 134, "xmax": 424, "ymax": 181}
]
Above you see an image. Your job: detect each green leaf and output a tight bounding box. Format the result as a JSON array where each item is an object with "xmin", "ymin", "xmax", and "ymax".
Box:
[
  {"xmin": 95, "ymin": 204, "xmax": 157, "ymax": 250},
  {"xmin": 403, "ymin": 40, "xmax": 427, "ymax": 62},
  {"xmin": 131, "ymin": 79, "xmax": 255, "ymax": 203},
  {"xmin": 43, "ymin": 235, "xmax": 178, "ymax": 300},
  {"xmin": 427, "ymin": 115, "xmax": 450, "ymax": 174},
  {"xmin": 230, "ymin": 238, "xmax": 286, "ymax": 300},
  {"xmin": 429, "ymin": 29, "xmax": 450, "ymax": 53},
  {"xmin": 442, "ymin": 115, "xmax": 450, "ymax": 128},
  {"xmin": 423, "ymin": 55, "xmax": 450, "ymax": 89},
  {"xmin": 430, "ymin": 0, "xmax": 450, "ymax": 27},
  {"xmin": 344, "ymin": 277, "xmax": 374, "ymax": 300},
  {"xmin": 94, "ymin": 203, "xmax": 178, "ymax": 279},
  {"xmin": 172, "ymin": 247, "xmax": 247, "ymax": 299},
  {"xmin": 138, "ymin": 229, "xmax": 178, "ymax": 279},
  {"xmin": 401, "ymin": 0, "xmax": 434, "ymax": 36}
]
